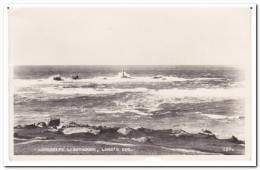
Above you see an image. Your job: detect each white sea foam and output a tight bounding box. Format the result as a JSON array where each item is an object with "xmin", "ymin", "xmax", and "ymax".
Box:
[
  {"xmin": 13, "ymin": 79, "xmax": 62, "ymax": 91},
  {"xmin": 41, "ymin": 87, "xmax": 149, "ymax": 95},
  {"xmin": 95, "ymin": 108, "xmax": 152, "ymax": 116},
  {"xmin": 13, "ymin": 74, "xmax": 198, "ymax": 88},
  {"xmin": 200, "ymin": 114, "xmax": 241, "ymax": 120},
  {"xmin": 76, "ymin": 76, "xmax": 188, "ymax": 84},
  {"xmin": 15, "ymin": 78, "xmax": 244, "ymax": 108},
  {"xmin": 151, "ymin": 88, "xmax": 244, "ymax": 100},
  {"xmin": 95, "ymin": 110, "xmax": 125, "ymax": 114}
]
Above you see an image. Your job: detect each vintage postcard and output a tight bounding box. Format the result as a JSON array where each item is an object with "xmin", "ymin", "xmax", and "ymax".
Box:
[{"xmin": 5, "ymin": 4, "xmax": 256, "ymax": 166}]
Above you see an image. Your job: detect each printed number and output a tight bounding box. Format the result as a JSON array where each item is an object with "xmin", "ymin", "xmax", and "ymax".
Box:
[{"xmin": 223, "ymin": 147, "xmax": 234, "ymax": 152}]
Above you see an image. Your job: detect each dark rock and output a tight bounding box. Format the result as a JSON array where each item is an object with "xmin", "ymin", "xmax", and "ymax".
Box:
[
  {"xmin": 72, "ymin": 75, "xmax": 80, "ymax": 80},
  {"xmin": 228, "ymin": 135, "xmax": 244, "ymax": 144},
  {"xmin": 14, "ymin": 125, "xmax": 23, "ymax": 129},
  {"xmin": 97, "ymin": 126, "xmax": 119, "ymax": 134},
  {"xmin": 230, "ymin": 136, "xmax": 239, "ymax": 143},
  {"xmin": 48, "ymin": 118, "xmax": 60, "ymax": 127},
  {"xmin": 36, "ymin": 122, "xmax": 47, "ymax": 128},
  {"xmin": 24, "ymin": 124, "xmax": 37, "ymax": 129},
  {"xmin": 53, "ymin": 77, "xmax": 62, "ymax": 81},
  {"xmin": 63, "ymin": 85, "xmax": 77, "ymax": 88},
  {"xmin": 203, "ymin": 130, "xmax": 212, "ymax": 134},
  {"xmin": 14, "ymin": 124, "xmax": 39, "ymax": 129}
]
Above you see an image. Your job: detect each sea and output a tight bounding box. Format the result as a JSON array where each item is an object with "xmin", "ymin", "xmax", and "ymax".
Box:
[{"xmin": 13, "ymin": 65, "xmax": 245, "ymax": 140}]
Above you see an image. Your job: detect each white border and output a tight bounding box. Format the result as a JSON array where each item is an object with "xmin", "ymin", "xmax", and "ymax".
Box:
[{"xmin": 1, "ymin": 2, "xmax": 257, "ymax": 167}]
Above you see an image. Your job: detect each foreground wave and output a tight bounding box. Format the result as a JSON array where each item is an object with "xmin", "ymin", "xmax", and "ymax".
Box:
[{"xmin": 14, "ymin": 118, "xmax": 245, "ymax": 155}]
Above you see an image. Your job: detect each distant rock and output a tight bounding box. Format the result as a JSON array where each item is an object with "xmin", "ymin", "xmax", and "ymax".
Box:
[
  {"xmin": 53, "ymin": 76, "xmax": 63, "ymax": 81},
  {"xmin": 201, "ymin": 130, "xmax": 214, "ymax": 135},
  {"xmin": 117, "ymin": 127, "xmax": 132, "ymax": 135},
  {"xmin": 48, "ymin": 118, "xmax": 60, "ymax": 127},
  {"xmin": 72, "ymin": 75, "xmax": 80, "ymax": 80}
]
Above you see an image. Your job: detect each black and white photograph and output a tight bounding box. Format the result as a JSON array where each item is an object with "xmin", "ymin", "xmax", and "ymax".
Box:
[{"xmin": 7, "ymin": 5, "xmax": 255, "ymax": 162}]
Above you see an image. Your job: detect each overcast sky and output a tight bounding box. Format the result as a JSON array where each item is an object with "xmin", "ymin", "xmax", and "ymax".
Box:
[{"xmin": 9, "ymin": 7, "xmax": 251, "ymax": 66}]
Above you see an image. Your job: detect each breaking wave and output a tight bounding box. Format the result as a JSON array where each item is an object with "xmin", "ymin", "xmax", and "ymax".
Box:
[
  {"xmin": 152, "ymin": 88, "xmax": 244, "ymax": 100},
  {"xmin": 199, "ymin": 113, "xmax": 244, "ymax": 120},
  {"xmin": 41, "ymin": 87, "xmax": 148, "ymax": 95},
  {"xmin": 13, "ymin": 73, "xmax": 223, "ymax": 87}
]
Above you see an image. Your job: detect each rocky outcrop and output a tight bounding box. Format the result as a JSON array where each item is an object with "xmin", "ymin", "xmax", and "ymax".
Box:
[
  {"xmin": 13, "ymin": 119, "xmax": 246, "ymax": 155},
  {"xmin": 14, "ymin": 124, "xmax": 37, "ymax": 129},
  {"xmin": 53, "ymin": 77, "xmax": 63, "ymax": 81},
  {"xmin": 48, "ymin": 118, "xmax": 60, "ymax": 127},
  {"xmin": 72, "ymin": 75, "xmax": 80, "ymax": 80},
  {"xmin": 228, "ymin": 135, "xmax": 244, "ymax": 144},
  {"xmin": 14, "ymin": 119, "xmax": 245, "ymax": 145}
]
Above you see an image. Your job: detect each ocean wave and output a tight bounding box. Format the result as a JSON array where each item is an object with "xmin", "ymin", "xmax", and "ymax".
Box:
[
  {"xmin": 13, "ymin": 79, "xmax": 62, "ymax": 90},
  {"xmin": 15, "ymin": 85, "xmax": 245, "ymax": 107},
  {"xmin": 41, "ymin": 87, "xmax": 148, "ymax": 95},
  {"xmin": 95, "ymin": 108, "xmax": 152, "ymax": 116},
  {"xmin": 152, "ymin": 88, "xmax": 244, "ymax": 100},
  {"xmin": 13, "ymin": 74, "xmax": 223, "ymax": 86},
  {"xmin": 39, "ymin": 85, "xmax": 243, "ymax": 99}
]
